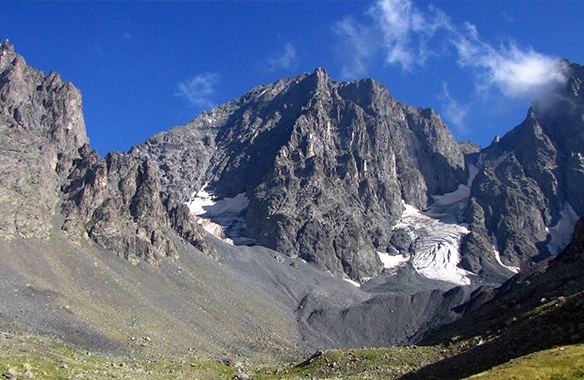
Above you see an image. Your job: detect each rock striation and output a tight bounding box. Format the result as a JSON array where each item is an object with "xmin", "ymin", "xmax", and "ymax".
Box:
[
  {"xmin": 461, "ymin": 61, "xmax": 584, "ymax": 280},
  {"xmin": 0, "ymin": 40, "xmax": 212, "ymax": 262},
  {"xmin": 132, "ymin": 68, "xmax": 467, "ymax": 280}
]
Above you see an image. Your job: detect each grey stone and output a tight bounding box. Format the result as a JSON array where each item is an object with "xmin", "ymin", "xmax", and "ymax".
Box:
[{"xmin": 132, "ymin": 68, "xmax": 466, "ymax": 280}]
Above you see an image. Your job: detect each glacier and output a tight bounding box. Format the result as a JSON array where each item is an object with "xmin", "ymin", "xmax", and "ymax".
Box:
[
  {"xmin": 381, "ymin": 165, "xmax": 482, "ymax": 286},
  {"xmin": 186, "ymin": 187, "xmax": 250, "ymax": 245},
  {"xmin": 390, "ymin": 203, "xmax": 472, "ymax": 286}
]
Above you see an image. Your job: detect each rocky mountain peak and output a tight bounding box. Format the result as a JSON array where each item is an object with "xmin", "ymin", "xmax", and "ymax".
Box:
[
  {"xmin": 460, "ymin": 60, "xmax": 584, "ymax": 281},
  {"xmin": 312, "ymin": 67, "xmax": 329, "ymax": 85},
  {"xmin": 0, "ymin": 39, "xmax": 88, "ymax": 162},
  {"xmin": 0, "ymin": 39, "xmax": 15, "ymax": 69},
  {"xmin": 0, "ymin": 42, "xmax": 213, "ymax": 261},
  {"xmin": 132, "ymin": 69, "xmax": 467, "ymax": 281}
]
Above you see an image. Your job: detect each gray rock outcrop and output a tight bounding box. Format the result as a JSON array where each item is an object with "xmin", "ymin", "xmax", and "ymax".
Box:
[
  {"xmin": 0, "ymin": 40, "xmax": 87, "ymax": 240},
  {"xmin": 461, "ymin": 61, "xmax": 584, "ymax": 279},
  {"xmin": 132, "ymin": 68, "xmax": 467, "ymax": 280},
  {"xmin": 0, "ymin": 40, "xmax": 212, "ymax": 262}
]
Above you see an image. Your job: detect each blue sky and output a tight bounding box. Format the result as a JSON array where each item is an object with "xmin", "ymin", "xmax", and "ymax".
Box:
[{"xmin": 1, "ymin": 1, "xmax": 583, "ymax": 155}]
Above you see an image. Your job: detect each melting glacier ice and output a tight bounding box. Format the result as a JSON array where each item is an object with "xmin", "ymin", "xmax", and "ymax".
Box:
[
  {"xmin": 386, "ymin": 165, "xmax": 481, "ymax": 286},
  {"xmin": 186, "ymin": 187, "xmax": 250, "ymax": 245},
  {"xmin": 392, "ymin": 203, "xmax": 472, "ymax": 286}
]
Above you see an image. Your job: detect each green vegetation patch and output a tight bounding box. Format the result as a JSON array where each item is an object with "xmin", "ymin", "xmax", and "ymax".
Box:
[
  {"xmin": 0, "ymin": 333, "xmax": 237, "ymax": 380},
  {"xmin": 464, "ymin": 344, "xmax": 584, "ymax": 380}
]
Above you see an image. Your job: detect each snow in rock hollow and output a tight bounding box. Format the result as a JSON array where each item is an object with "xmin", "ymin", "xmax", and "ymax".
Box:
[
  {"xmin": 377, "ymin": 251, "xmax": 409, "ymax": 269},
  {"xmin": 343, "ymin": 278, "xmax": 361, "ymax": 288},
  {"xmin": 547, "ymin": 203, "xmax": 580, "ymax": 255},
  {"xmin": 186, "ymin": 187, "xmax": 250, "ymax": 244},
  {"xmin": 491, "ymin": 233, "xmax": 520, "ymax": 274}
]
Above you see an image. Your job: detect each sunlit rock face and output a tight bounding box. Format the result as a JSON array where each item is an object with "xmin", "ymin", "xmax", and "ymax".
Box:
[
  {"xmin": 0, "ymin": 40, "xmax": 213, "ymax": 263},
  {"xmin": 461, "ymin": 61, "xmax": 584, "ymax": 282},
  {"xmin": 0, "ymin": 40, "xmax": 87, "ymax": 240},
  {"xmin": 132, "ymin": 68, "xmax": 467, "ymax": 281}
]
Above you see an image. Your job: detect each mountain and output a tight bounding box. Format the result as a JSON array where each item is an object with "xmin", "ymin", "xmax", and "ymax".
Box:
[
  {"xmin": 1, "ymin": 38, "xmax": 583, "ymax": 369},
  {"xmin": 461, "ymin": 60, "xmax": 584, "ymax": 282},
  {"xmin": 131, "ymin": 61, "xmax": 584, "ymax": 288},
  {"xmin": 130, "ymin": 67, "xmax": 468, "ymax": 282}
]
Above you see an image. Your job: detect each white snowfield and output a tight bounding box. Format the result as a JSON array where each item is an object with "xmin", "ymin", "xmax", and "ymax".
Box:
[
  {"xmin": 186, "ymin": 187, "xmax": 250, "ymax": 245},
  {"xmin": 388, "ymin": 203, "xmax": 472, "ymax": 286}
]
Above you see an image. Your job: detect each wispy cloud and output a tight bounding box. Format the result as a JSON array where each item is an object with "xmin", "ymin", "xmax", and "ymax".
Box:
[
  {"xmin": 369, "ymin": 0, "xmax": 452, "ymax": 71},
  {"xmin": 267, "ymin": 42, "xmax": 297, "ymax": 71},
  {"xmin": 332, "ymin": 16, "xmax": 377, "ymax": 79},
  {"xmin": 453, "ymin": 26, "xmax": 569, "ymax": 99},
  {"xmin": 335, "ymin": 0, "xmax": 568, "ymax": 99},
  {"xmin": 175, "ymin": 73, "xmax": 220, "ymax": 108},
  {"xmin": 440, "ymin": 81, "xmax": 469, "ymax": 134}
]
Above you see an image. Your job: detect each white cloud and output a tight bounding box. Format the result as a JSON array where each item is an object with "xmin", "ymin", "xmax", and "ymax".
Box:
[
  {"xmin": 334, "ymin": 0, "xmax": 567, "ymax": 100},
  {"xmin": 267, "ymin": 42, "xmax": 297, "ymax": 71},
  {"xmin": 369, "ymin": 0, "xmax": 452, "ymax": 71},
  {"xmin": 454, "ymin": 30, "xmax": 568, "ymax": 98},
  {"xmin": 175, "ymin": 73, "xmax": 220, "ymax": 108},
  {"xmin": 332, "ymin": 16, "xmax": 376, "ymax": 78},
  {"xmin": 440, "ymin": 81, "xmax": 469, "ymax": 133}
]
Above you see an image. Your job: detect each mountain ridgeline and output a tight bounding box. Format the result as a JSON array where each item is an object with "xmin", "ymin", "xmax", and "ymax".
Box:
[
  {"xmin": 131, "ymin": 63, "xmax": 584, "ymax": 284},
  {"xmin": 131, "ymin": 68, "xmax": 468, "ymax": 281}
]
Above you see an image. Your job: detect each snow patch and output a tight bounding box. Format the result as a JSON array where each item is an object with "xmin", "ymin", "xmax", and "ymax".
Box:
[
  {"xmin": 377, "ymin": 251, "xmax": 409, "ymax": 269},
  {"xmin": 491, "ymin": 234, "xmax": 520, "ymax": 273},
  {"xmin": 343, "ymin": 278, "xmax": 361, "ymax": 288},
  {"xmin": 186, "ymin": 186, "xmax": 250, "ymax": 245},
  {"xmin": 547, "ymin": 203, "xmax": 579, "ymax": 255}
]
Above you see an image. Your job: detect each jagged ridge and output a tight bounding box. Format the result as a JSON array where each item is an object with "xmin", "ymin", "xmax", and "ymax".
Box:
[{"xmin": 132, "ymin": 68, "xmax": 467, "ymax": 281}]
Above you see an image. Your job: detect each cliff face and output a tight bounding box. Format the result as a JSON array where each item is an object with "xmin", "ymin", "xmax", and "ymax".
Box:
[
  {"xmin": 461, "ymin": 61, "xmax": 584, "ymax": 280},
  {"xmin": 0, "ymin": 40, "xmax": 212, "ymax": 262},
  {"xmin": 132, "ymin": 68, "xmax": 467, "ymax": 280},
  {"xmin": 3, "ymin": 37, "xmax": 582, "ymax": 284},
  {"xmin": 0, "ymin": 40, "xmax": 87, "ymax": 240}
]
